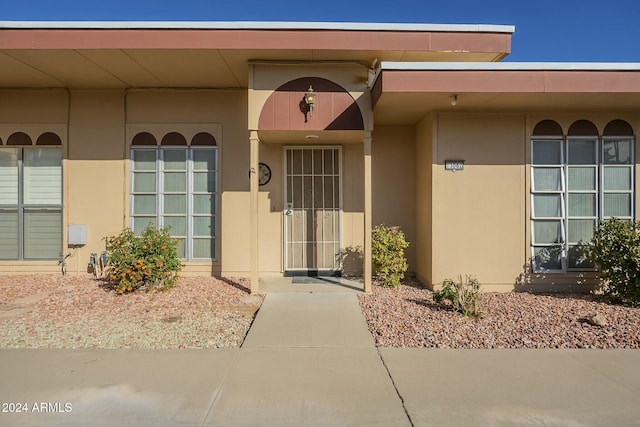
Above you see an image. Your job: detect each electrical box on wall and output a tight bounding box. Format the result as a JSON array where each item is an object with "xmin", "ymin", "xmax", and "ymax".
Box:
[{"xmin": 68, "ymin": 224, "xmax": 87, "ymax": 247}]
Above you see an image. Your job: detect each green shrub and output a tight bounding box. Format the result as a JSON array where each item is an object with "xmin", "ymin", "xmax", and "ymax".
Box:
[
  {"xmin": 581, "ymin": 218, "xmax": 640, "ymax": 305},
  {"xmin": 371, "ymin": 224, "xmax": 409, "ymax": 288},
  {"xmin": 433, "ymin": 275, "xmax": 481, "ymax": 318},
  {"xmin": 105, "ymin": 225, "xmax": 183, "ymax": 294}
]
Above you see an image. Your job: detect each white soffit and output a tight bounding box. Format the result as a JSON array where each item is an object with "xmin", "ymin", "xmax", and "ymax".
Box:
[
  {"xmin": 380, "ymin": 61, "xmax": 640, "ymax": 71},
  {"xmin": 0, "ymin": 20, "xmax": 515, "ymax": 33}
]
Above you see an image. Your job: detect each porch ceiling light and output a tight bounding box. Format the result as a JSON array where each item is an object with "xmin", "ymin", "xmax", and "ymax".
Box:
[
  {"xmin": 450, "ymin": 94, "xmax": 458, "ymax": 106},
  {"xmin": 305, "ymin": 85, "xmax": 317, "ymax": 116}
]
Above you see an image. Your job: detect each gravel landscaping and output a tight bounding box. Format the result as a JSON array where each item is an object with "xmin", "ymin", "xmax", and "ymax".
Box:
[
  {"xmin": 0, "ymin": 274, "xmax": 262, "ymax": 349},
  {"xmin": 358, "ymin": 280, "xmax": 640, "ymax": 349},
  {"xmin": 2, "ymin": 274, "xmax": 639, "ymax": 350}
]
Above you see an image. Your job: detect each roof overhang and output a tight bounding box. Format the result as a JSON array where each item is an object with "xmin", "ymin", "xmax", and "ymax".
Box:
[
  {"xmin": 0, "ymin": 21, "xmax": 513, "ymax": 89},
  {"xmin": 372, "ymin": 62, "xmax": 640, "ymax": 124}
]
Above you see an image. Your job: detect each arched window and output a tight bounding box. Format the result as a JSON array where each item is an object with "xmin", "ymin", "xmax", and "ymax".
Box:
[
  {"xmin": 0, "ymin": 134, "xmax": 62, "ymax": 260},
  {"xmin": 567, "ymin": 120, "xmax": 598, "ymax": 136},
  {"xmin": 532, "ymin": 120, "xmax": 563, "ymax": 136},
  {"xmin": 530, "ymin": 118, "xmax": 635, "ymax": 274},
  {"xmin": 36, "ymin": 132, "xmax": 62, "ymax": 146},
  {"xmin": 7, "ymin": 132, "xmax": 32, "ymax": 146},
  {"xmin": 161, "ymin": 132, "xmax": 187, "ymax": 146},
  {"xmin": 603, "ymin": 119, "xmax": 633, "ymax": 136},
  {"xmin": 131, "ymin": 132, "xmax": 157, "ymax": 146},
  {"xmin": 130, "ymin": 127, "xmax": 219, "ymax": 261},
  {"xmin": 191, "ymin": 132, "xmax": 217, "ymax": 146}
]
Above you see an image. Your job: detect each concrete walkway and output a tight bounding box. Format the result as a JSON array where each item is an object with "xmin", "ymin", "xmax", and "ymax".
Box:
[{"xmin": 1, "ymin": 291, "xmax": 640, "ymax": 426}]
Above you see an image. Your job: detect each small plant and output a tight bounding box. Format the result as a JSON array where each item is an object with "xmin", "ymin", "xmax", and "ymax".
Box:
[
  {"xmin": 105, "ymin": 224, "xmax": 183, "ymax": 294},
  {"xmin": 371, "ymin": 224, "xmax": 409, "ymax": 288},
  {"xmin": 581, "ymin": 218, "xmax": 640, "ymax": 306},
  {"xmin": 433, "ymin": 275, "xmax": 481, "ymax": 318}
]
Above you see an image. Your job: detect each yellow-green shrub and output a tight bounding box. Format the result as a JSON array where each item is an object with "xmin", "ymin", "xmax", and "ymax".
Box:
[{"xmin": 371, "ymin": 224, "xmax": 409, "ymax": 288}]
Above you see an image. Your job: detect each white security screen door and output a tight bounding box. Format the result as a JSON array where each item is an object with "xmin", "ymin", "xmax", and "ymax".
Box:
[{"xmin": 284, "ymin": 147, "xmax": 341, "ymax": 273}]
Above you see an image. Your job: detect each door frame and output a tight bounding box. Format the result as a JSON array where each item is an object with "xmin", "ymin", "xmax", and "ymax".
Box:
[{"xmin": 282, "ymin": 145, "xmax": 343, "ymax": 275}]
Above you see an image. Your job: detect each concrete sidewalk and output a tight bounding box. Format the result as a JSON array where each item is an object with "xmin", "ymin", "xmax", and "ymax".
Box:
[{"xmin": 1, "ymin": 292, "xmax": 640, "ymax": 426}]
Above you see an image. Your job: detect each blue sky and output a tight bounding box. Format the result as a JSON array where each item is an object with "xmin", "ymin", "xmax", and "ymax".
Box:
[{"xmin": 2, "ymin": 0, "xmax": 639, "ymax": 62}]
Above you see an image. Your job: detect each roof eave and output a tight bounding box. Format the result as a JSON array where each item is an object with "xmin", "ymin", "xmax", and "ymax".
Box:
[{"xmin": 0, "ymin": 20, "xmax": 515, "ymax": 33}]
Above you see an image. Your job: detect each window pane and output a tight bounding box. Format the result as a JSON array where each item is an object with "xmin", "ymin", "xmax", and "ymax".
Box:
[
  {"xmin": 193, "ymin": 149, "xmax": 216, "ymax": 170},
  {"xmin": 532, "ymin": 246, "xmax": 562, "ymax": 271},
  {"xmin": 175, "ymin": 238, "xmax": 186, "ymax": 258},
  {"xmin": 604, "ymin": 167, "xmax": 631, "ymax": 191},
  {"xmin": 193, "ymin": 238, "xmax": 214, "ymax": 259},
  {"xmin": 603, "ymin": 139, "xmax": 632, "ymax": 165},
  {"xmin": 532, "ymin": 220, "xmax": 562, "ymax": 244},
  {"xmin": 193, "ymin": 216, "xmax": 213, "ymax": 236},
  {"xmin": 567, "ymin": 246, "xmax": 594, "ymax": 269},
  {"xmin": 133, "ymin": 172, "xmax": 156, "ymax": 192},
  {"xmin": 23, "ymin": 149, "xmax": 62, "ymax": 205},
  {"xmin": 132, "ymin": 150, "xmax": 156, "ymax": 170},
  {"xmin": 568, "ymin": 167, "xmax": 596, "ymax": 191},
  {"xmin": 193, "ymin": 194, "xmax": 215, "ymax": 214},
  {"xmin": 604, "ymin": 194, "xmax": 632, "ymax": 217},
  {"xmin": 164, "ymin": 150, "xmax": 186, "ymax": 170},
  {"xmin": 164, "ymin": 195, "xmax": 186, "ymax": 214},
  {"xmin": 133, "ymin": 195, "xmax": 156, "ymax": 214},
  {"xmin": 532, "ymin": 168, "xmax": 561, "ymax": 191},
  {"xmin": 568, "ymin": 139, "xmax": 596, "ymax": 164},
  {"xmin": 532, "ymin": 140, "xmax": 561, "ymax": 164},
  {"xmin": 193, "ymin": 172, "xmax": 216, "ymax": 192},
  {"xmin": 163, "ymin": 172, "xmax": 186, "ymax": 192},
  {"xmin": 568, "ymin": 219, "xmax": 595, "ymax": 243},
  {"xmin": 133, "ymin": 217, "xmax": 155, "ymax": 234},
  {"xmin": 23, "ymin": 209, "xmax": 61, "ymax": 259},
  {"xmin": 568, "ymin": 193, "xmax": 596, "ymax": 217},
  {"xmin": 0, "ymin": 210, "xmax": 19, "ymax": 259},
  {"xmin": 163, "ymin": 216, "xmax": 186, "ymax": 236},
  {"xmin": 0, "ymin": 149, "xmax": 18, "ymax": 204},
  {"xmin": 533, "ymin": 194, "xmax": 562, "ymax": 217}
]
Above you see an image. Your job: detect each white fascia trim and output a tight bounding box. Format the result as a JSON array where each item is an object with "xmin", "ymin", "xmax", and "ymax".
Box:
[
  {"xmin": 0, "ymin": 21, "xmax": 515, "ymax": 33},
  {"xmin": 380, "ymin": 61, "xmax": 640, "ymax": 71}
]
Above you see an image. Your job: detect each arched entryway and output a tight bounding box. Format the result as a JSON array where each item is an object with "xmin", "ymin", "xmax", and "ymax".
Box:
[{"xmin": 248, "ymin": 74, "xmax": 372, "ymax": 293}]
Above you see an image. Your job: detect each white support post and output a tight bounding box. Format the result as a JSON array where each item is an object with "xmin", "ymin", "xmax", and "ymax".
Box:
[
  {"xmin": 250, "ymin": 131, "xmax": 260, "ymax": 293},
  {"xmin": 364, "ymin": 131, "xmax": 373, "ymax": 293}
]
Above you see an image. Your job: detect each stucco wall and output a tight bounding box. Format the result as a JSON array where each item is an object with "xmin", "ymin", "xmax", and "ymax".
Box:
[
  {"xmin": 415, "ymin": 114, "xmax": 435, "ymax": 285},
  {"xmin": 430, "ymin": 113, "xmax": 527, "ymax": 290},
  {"xmin": 67, "ymin": 90, "xmax": 127, "ymax": 274},
  {"xmin": 371, "ymin": 125, "xmax": 416, "ymax": 272}
]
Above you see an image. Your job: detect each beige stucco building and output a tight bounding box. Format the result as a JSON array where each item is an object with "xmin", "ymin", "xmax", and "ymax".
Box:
[{"xmin": 1, "ymin": 21, "xmax": 639, "ymax": 293}]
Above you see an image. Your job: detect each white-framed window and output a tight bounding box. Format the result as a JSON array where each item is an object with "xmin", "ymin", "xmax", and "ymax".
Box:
[
  {"xmin": 130, "ymin": 129, "xmax": 218, "ymax": 261},
  {"xmin": 531, "ymin": 119, "xmax": 635, "ymax": 272},
  {"xmin": 0, "ymin": 143, "xmax": 63, "ymax": 260}
]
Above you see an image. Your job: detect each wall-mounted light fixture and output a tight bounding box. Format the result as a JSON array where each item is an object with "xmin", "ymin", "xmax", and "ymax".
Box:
[
  {"xmin": 305, "ymin": 85, "xmax": 317, "ymax": 116},
  {"xmin": 450, "ymin": 94, "xmax": 458, "ymax": 106}
]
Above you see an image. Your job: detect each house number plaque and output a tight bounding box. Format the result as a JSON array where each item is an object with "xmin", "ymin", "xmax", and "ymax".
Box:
[{"xmin": 445, "ymin": 159, "xmax": 465, "ymax": 171}]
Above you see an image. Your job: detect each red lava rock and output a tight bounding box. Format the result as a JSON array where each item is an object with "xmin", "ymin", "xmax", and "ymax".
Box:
[{"xmin": 358, "ymin": 280, "xmax": 640, "ymax": 349}]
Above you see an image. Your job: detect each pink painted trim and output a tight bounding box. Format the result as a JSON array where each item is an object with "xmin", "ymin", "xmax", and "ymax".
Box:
[
  {"xmin": 379, "ymin": 70, "xmax": 640, "ymax": 93},
  {"xmin": 258, "ymin": 77, "xmax": 364, "ymax": 131},
  {"xmin": 0, "ymin": 29, "xmax": 511, "ymax": 54}
]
